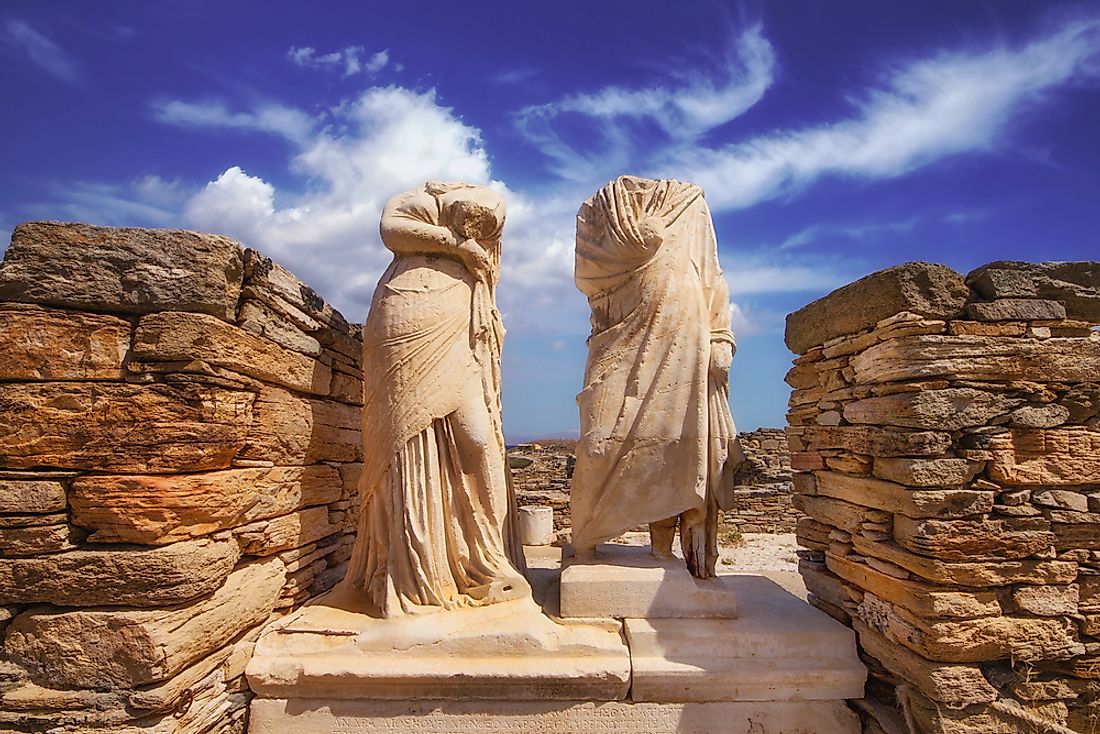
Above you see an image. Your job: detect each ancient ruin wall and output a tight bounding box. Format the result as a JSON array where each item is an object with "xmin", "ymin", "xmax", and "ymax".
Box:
[
  {"xmin": 786, "ymin": 260, "xmax": 1100, "ymax": 733},
  {"xmin": 0, "ymin": 222, "xmax": 363, "ymax": 733},
  {"xmin": 729, "ymin": 428, "xmax": 799, "ymax": 533}
]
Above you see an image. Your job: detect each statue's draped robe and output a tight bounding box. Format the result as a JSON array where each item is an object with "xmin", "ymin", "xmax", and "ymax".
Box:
[
  {"xmin": 571, "ymin": 176, "xmax": 742, "ymax": 577},
  {"xmin": 344, "ymin": 184, "xmax": 527, "ymax": 616}
]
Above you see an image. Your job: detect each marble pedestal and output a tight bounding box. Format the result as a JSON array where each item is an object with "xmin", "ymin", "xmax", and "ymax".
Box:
[{"xmin": 248, "ymin": 569, "xmax": 865, "ymax": 733}]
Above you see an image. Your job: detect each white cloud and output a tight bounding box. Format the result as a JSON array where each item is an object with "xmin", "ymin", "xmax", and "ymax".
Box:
[
  {"xmin": 777, "ymin": 218, "xmax": 919, "ymax": 251},
  {"xmin": 515, "ymin": 25, "xmax": 776, "ymax": 182},
  {"xmin": 1, "ymin": 19, "xmax": 79, "ymax": 83},
  {"xmin": 288, "ymin": 45, "xmax": 389, "ymax": 77},
  {"xmin": 658, "ymin": 16, "xmax": 1100, "ymax": 210},
  {"xmin": 151, "ymin": 99, "xmax": 315, "ymax": 144}
]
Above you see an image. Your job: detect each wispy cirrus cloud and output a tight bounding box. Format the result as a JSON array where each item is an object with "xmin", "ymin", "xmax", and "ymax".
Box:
[
  {"xmin": 288, "ymin": 45, "xmax": 389, "ymax": 77},
  {"xmin": 515, "ymin": 24, "xmax": 776, "ymax": 182},
  {"xmin": 1, "ymin": 19, "xmax": 79, "ymax": 83},
  {"xmin": 151, "ymin": 99, "xmax": 315, "ymax": 145}
]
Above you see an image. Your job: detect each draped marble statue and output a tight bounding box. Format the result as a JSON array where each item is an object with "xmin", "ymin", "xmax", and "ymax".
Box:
[
  {"xmin": 342, "ymin": 182, "xmax": 529, "ymax": 616},
  {"xmin": 571, "ymin": 176, "xmax": 744, "ymax": 579}
]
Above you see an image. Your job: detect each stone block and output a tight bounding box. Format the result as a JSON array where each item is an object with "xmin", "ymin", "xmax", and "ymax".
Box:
[
  {"xmin": 0, "ymin": 538, "xmax": 240, "ymax": 606},
  {"xmin": 815, "ymin": 471, "xmax": 993, "ymax": 518},
  {"xmin": 0, "ymin": 221, "xmax": 244, "ymax": 320},
  {"xmin": 1013, "ymin": 584, "xmax": 1079, "ymax": 616},
  {"xmin": 0, "ymin": 382, "xmax": 253, "ymax": 473},
  {"xmin": 234, "ymin": 506, "xmax": 336, "ymax": 555},
  {"xmin": 133, "ymin": 311, "xmax": 332, "ymax": 396},
  {"xmin": 843, "ymin": 388, "xmax": 1022, "ymax": 430},
  {"xmin": 70, "ymin": 465, "xmax": 343, "ymax": 544},
  {"xmin": 242, "ymin": 249, "xmax": 352, "ymax": 335},
  {"xmin": 250, "ymin": 698, "xmax": 861, "ymax": 734},
  {"xmin": 967, "ymin": 261, "xmax": 1100, "ymax": 322},
  {"xmin": 239, "ymin": 387, "xmax": 361, "ymax": 465},
  {"xmin": 988, "ymin": 427, "xmax": 1100, "ymax": 485},
  {"xmin": 0, "ymin": 523, "xmax": 81, "ymax": 556},
  {"xmin": 0, "ymin": 479, "xmax": 66, "ymax": 514},
  {"xmin": 626, "ymin": 576, "xmax": 864, "ymax": 703},
  {"xmin": 851, "ymin": 335, "xmax": 1100, "ymax": 384},
  {"xmin": 238, "ymin": 299, "xmax": 322, "ymax": 357},
  {"xmin": 0, "ymin": 304, "xmax": 130, "ymax": 380},
  {"xmin": 559, "ymin": 544, "xmax": 737, "ymax": 619},
  {"xmin": 788, "ymin": 425, "xmax": 951, "ymax": 457},
  {"xmin": 872, "ymin": 457, "xmax": 982, "ymax": 487},
  {"xmin": 965, "ymin": 299, "xmax": 1066, "ymax": 321},
  {"xmin": 850, "ymin": 536, "xmax": 1076, "ymax": 587},
  {"xmin": 785, "ymin": 262, "xmax": 968, "ymax": 354},
  {"xmin": 892, "ymin": 515, "xmax": 1054, "ymax": 561},
  {"xmin": 246, "ymin": 592, "xmax": 631, "ymax": 702},
  {"xmin": 5, "ymin": 556, "xmax": 284, "ymax": 689}
]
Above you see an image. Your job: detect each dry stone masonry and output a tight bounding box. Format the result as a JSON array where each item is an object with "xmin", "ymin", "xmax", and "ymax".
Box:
[
  {"xmin": 729, "ymin": 428, "xmax": 798, "ymax": 533},
  {"xmin": 0, "ymin": 222, "xmax": 364, "ymax": 734},
  {"xmin": 786, "ymin": 260, "xmax": 1100, "ymax": 733}
]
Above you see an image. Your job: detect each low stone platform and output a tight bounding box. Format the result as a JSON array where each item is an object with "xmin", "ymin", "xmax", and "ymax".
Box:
[
  {"xmin": 251, "ymin": 698, "xmax": 861, "ymax": 734},
  {"xmin": 559, "ymin": 544, "xmax": 738, "ymax": 618},
  {"xmin": 248, "ymin": 574, "xmax": 864, "ymax": 733},
  {"xmin": 246, "ymin": 587, "xmax": 630, "ymax": 702}
]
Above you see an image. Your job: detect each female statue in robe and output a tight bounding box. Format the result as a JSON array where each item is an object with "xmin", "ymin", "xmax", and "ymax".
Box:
[
  {"xmin": 571, "ymin": 176, "xmax": 744, "ymax": 579},
  {"xmin": 343, "ymin": 182, "xmax": 529, "ymax": 617}
]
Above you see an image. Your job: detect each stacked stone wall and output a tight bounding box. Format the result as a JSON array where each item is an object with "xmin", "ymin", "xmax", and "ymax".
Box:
[
  {"xmin": 0, "ymin": 222, "xmax": 363, "ymax": 733},
  {"xmin": 729, "ymin": 428, "xmax": 798, "ymax": 533},
  {"xmin": 786, "ymin": 260, "xmax": 1100, "ymax": 733}
]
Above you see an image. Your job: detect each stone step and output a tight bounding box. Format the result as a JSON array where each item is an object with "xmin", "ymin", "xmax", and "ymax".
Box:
[{"xmin": 625, "ymin": 616, "xmax": 858, "ymax": 660}]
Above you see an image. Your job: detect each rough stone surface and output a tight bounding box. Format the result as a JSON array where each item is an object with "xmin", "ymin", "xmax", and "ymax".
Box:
[
  {"xmin": 133, "ymin": 311, "xmax": 332, "ymax": 396},
  {"xmin": 0, "ymin": 480, "xmax": 67, "ymax": 514},
  {"xmin": 785, "ymin": 262, "xmax": 969, "ymax": 354},
  {"xmin": 843, "ymin": 388, "xmax": 1022, "ymax": 430},
  {"xmin": 0, "ymin": 304, "xmax": 130, "ymax": 380},
  {"xmin": 967, "ymin": 261, "xmax": 1100, "ymax": 322},
  {"xmin": 0, "ymin": 538, "xmax": 240, "ymax": 606},
  {"xmin": 239, "ymin": 387, "xmax": 361, "ymax": 464},
  {"xmin": 0, "ymin": 382, "xmax": 253, "ymax": 473},
  {"xmin": 988, "ymin": 427, "xmax": 1100, "ymax": 485},
  {"xmin": 70, "ymin": 466, "xmax": 342, "ymax": 544},
  {"xmin": 5, "ymin": 556, "xmax": 284, "ymax": 689},
  {"xmin": 964, "ymin": 298, "xmax": 1067, "ymax": 322},
  {"xmin": 0, "ymin": 222, "xmax": 244, "ymax": 320}
]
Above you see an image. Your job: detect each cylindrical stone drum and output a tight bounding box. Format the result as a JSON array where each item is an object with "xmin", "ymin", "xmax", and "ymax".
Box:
[{"xmin": 517, "ymin": 506, "xmax": 554, "ymax": 546}]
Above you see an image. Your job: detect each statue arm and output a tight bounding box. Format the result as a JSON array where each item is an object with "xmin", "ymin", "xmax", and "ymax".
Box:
[{"xmin": 379, "ymin": 194, "xmax": 461, "ymax": 257}]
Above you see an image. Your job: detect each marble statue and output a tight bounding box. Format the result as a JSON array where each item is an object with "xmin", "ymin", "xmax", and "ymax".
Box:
[
  {"xmin": 342, "ymin": 181, "xmax": 529, "ymax": 616},
  {"xmin": 571, "ymin": 175, "xmax": 744, "ymax": 579}
]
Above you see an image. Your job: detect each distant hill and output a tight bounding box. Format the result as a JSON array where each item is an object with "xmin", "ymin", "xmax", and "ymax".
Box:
[{"xmin": 505, "ymin": 428, "xmax": 580, "ymax": 447}]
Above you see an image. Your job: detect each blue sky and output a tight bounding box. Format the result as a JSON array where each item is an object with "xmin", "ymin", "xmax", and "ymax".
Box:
[{"xmin": 2, "ymin": 1, "xmax": 1099, "ymax": 440}]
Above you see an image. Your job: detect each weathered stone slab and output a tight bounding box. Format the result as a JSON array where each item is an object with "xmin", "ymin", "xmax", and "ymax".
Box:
[
  {"xmin": 1013, "ymin": 584, "xmax": 1079, "ymax": 616},
  {"xmin": 851, "ymin": 335, "xmax": 1100, "ymax": 384},
  {"xmin": 0, "ymin": 382, "xmax": 253, "ymax": 473},
  {"xmin": 0, "ymin": 523, "xmax": 81, "ymax": 556},
  {"xmin": 238, "ymin": 299, "xmax": 322, "ymax": 357},
  {"xmin": 1009, "ymin": 404, "xmax": 1070, "ymax": 428},
  {"xmin": 787, "ymin": 425, "xmax": 951, "ymax": 457},
  {"xmin": 988, "ymin": 427, "xmax": 1100, "ymax": 485},
  {"xmin": 967, "ymin": 261, "xmax": 1100, "ymax": 322},
  {"xmin": 0, "ymin": 538, "xmax": 240, "ymax": 606},
  {"xmin": 0, "ymin": 222, "xmax": 244, "ymax": 320},
  {"xmin": 872, "ymin": 458, "xmax": 982, "ymax": 487},
  {"xmin": 234, "ymin": 506, "xmax": 336, "ymax": 555},
  {"xmin": 892, "ymin": 515, "xmax": 1054, "ymax": 561},
  {"xmin": 70, "ymin": 465, "xmax": 342, "ymax": 545},
  {"xmin": 853, "ymin": 621, "xmax": 996, "ymax": 708},
  {"xmin": 827, "ymin": 554, "xmax": 1000, "ymax": 619},
  {"xmin": 250, "ymin": 698, "xmax": 861, "ymax": 734},
  {"xmin": 0, "ymin": 479, "xmax": 66, "ymax": 514},
  {"xmin": 133, "ymin": 311, "xmax": 331, "ymax": 396},
  {"xmin": 843, "ymin": 388, "xmax": 1022, "ymax": 430},
  {"xmin": 5, "ymin": 556, "xmax": 284, "ymax": 689},
  {"xmin": 785, "ymin": 262, "xmax": 968, "ymax": 354},
  {"xmin": 242, "ymin": 249, "xmax": 352, "ymax": 335},
  {"xmin": 851, "ymin": 536, "xmax": 1076, "ymax": 587},
  {"xmin": 795, "ymin": 494, "xmax": 889, "ymax": 535},
  {"xmin": 239, "ymin": 387, "xmax": 361, "ymax": 464},
  {"xmin": 0, "ymin": 304, "xmax": 130, "ymax": 380},
  {"xmin": 965, "ymin": 299, "xmax": 1066, "ymax": 322},
  {"xmin": 815, "ymin": 471, "xmax": 993, "ymax": 519}
]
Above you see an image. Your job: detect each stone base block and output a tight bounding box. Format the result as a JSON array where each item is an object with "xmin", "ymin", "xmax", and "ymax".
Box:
[
  {"xmin": 250, "ymin": 698, "xmax": 861, "ymax": 733},
  {"xmin": 627, "ymin": 575, "xmax": 865, "ymax": 702},
  {"xmin": 245, "ymin": 589, "xmax": 630, "ymax": 702},
  {"xmin": 559, "ymin": 544, "xmax": 737, "ymax": 618}
]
